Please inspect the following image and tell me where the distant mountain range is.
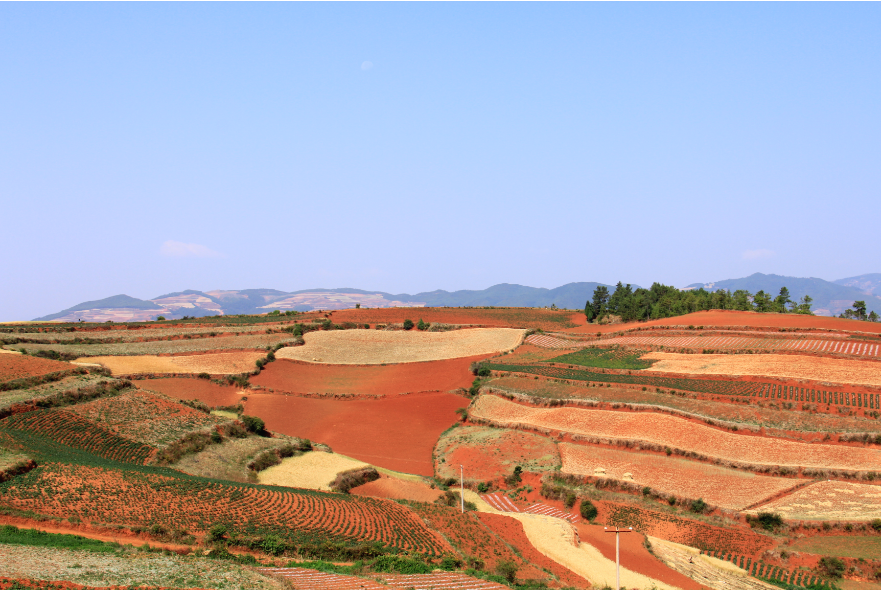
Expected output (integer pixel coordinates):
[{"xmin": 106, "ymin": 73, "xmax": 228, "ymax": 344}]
[
  {"xmin": 33, "ymin": 282, "xmax": 615, "ymax": 322},
  {"xmin": 32, "ymin": 273, "xmax": 880, "ymax": 321},
  {"xmin": 685, "ymin": 273, "xmax": 881, "ymax": 317}
]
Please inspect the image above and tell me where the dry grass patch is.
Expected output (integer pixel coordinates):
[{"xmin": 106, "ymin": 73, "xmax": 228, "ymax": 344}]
[
  {"xmin": 643, "ymin": 351, "xmax": 881, "ymax": 387},
  {"xmin": 276, "ymin": 328, "xmax": 525, "ymax": 364},
  {"xmin": 173, "ymin": 436, "xmax": 298, "ymax": 482},
  {"xmin": 81, "ymin": 351, "xmax": 265, "ymax": 375},
  {"xmin": 748, "ymin": 480, "xmax": 881, "ymax": 521},
  {"xmin": 259, "ymin": 450, "xmax": 369, "ymax": 490}
]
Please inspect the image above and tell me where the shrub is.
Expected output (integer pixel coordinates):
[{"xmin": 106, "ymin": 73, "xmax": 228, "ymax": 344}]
[
  {"xmin": 495, "ymin": 559, "xmax": 518, "ymax": 583},
  {"xmin": 330, "ymin": 467, "xmax": 380, "ymax": 493},
  {"xmin": 206, "ymin": 524, "xmax": 228, "ymax": 543},
  {"xmin": 505, "ymin": 466, "xmax": 523, "ymax": 487},
  {"xmin": 690, "ymin": 498, "xmax": 708, "ymax": 514},
  {"xmin": 819, "ymin": 556, "xmax": 845, "ymax": 578},
  {"xmin": 157, "ymin": 316, "xmax": 166, "ymax": 321},
  {"xmin": 477, "ymin": 482, "xmax": 488, "ymax": 493},
  {"xmin": 580, "ymin": 499, "xmax": 598, "ymax": 521},
  {"xmin": 240, "ymin": 415, "xmax": 265, "ymax": 434},
  {"xmin": 417, "ymin": 319, "xmax": 429, "ymax": 331},
  {"xmin": 197, "ymin": 372, "xmax": 211, "ymax": 380},
  {"xmin": 564, "ymin": 491, "xmax": 577, "ymax": 509},
  {"xmin": 371, "ymin": 555, "xmax": 431, "ymax": 574},
  {"xmin": 748, "ymin": 512, "xmax": 783, "ymax": 531},
  {"xmin": 403, "ymin": 319, "xmax": 414, "ymax": 330},
  {"xmin": 871, "ymin": 518, "xmax": 881, "ymax": 531}
]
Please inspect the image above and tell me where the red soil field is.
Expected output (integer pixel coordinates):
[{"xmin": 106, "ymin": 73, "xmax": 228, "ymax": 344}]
[
  {"xmin": 476, "ymin": 513, "xmax": 590, "ymax": 588},
  {"xmin": 243, "ymin": 391, "xmax": 468, "ymax": 475},
  {"xmin": 576, "ymin": 523, "xmax": 704, "ymax": 590},
  {"xmin": 435, "ymin": 426, "xmax": 559, "ymax": 481},
  {"xmin": 325, "ymin": 307, "xmax": 584, "ymax": 331},
  {"xmin": 0, "ymin": 355, "xmax": 74, "ymax": 382},
  {"xmin": 351, "ymin": 475, "xmax": 443, "ymax": 503},
  {"xmin": 135, "ymin": 377, "xmax": 243, "ymax": 408},
  {"xmin": 561, "ymin": 310, "xmax": 881, "ymax": 335},
  {"xmin": 251, "ymin": 355, "xmax": 485, "ymax": 396}
]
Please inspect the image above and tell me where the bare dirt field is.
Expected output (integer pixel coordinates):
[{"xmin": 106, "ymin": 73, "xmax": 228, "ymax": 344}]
[
  {"xmin": 252, "ymin": 355, "xmax": 485, "ymax": 395},
  {"xmin": 434, "ymin": 425, "xmax": 560, "ymax": 481},
  {"xmin": 275, "ymin": 328, "xmax": 525, "ymax": 364},
  {"xmin": 0, "ymin": 354, "xmax": 73, "ymax": 382},
  {"xmin": 351, "ymin": 474, "xmax": 443, "ymax": 503},
  {"xmin": 82, "ymin": 351, "xmax": 265, "ymax": 375},
  {"xmin": 258, "ymin": 451, "xmax": 368, "ymax": 491},
  {"xmin": 559, "ymin": 443, "xmax": 798, "ymax": 510},
  {"xmin": 643, "ymin": 351, "xmax": 881, "ymax": 387},
  {"xmin": 748, "ymin": 480, "xmax": 881, "ymax": 521},
  {"xmin": 471, "ymin": 395, "xmax": 881, "ymax": 472},
  {"xmin": 788, "ymin": 535, "xmax": 881, "ymax": 560},
  {"xmin": 174, "ymin": 436, "xmax": 296, "ymax": 482},
  {"xmin": 243, "ymin": 391, "xmax": 468, "ymax": 475}
]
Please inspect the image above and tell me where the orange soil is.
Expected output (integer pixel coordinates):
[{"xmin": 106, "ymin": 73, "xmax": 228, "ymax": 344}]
[
  {"xmin": 560, "ymin": 310, "xmax": 881, "ymax": 335},
  {"xmin": 472, "ymin": 395, "xmax": 881, "ymax": 472},
  {"xmin": 251, "ymin": 355, "xmax": 485, "ymax": 396},
  {"xmin": 351, "ymin": 475, "xmax": 443, "ymax": 503},
  {"xmin": 243, "ymin": 391, "xmax": 468, "ymax": 475},
  {"xmin": 0, "ymin": 355, "xmax": 73, "ymax": 382},
  {"xmin": 435, "ymin": 427, "xmax": 559, "ymax": 481},
  {"xmin": 135, "ymin": 378, "xmax": 243, "ymax": 407},
  {"xmin": 476, "ymin": 512, "xmax": 590, "ymax": 588},
  {"xmin": 559, "ymin": 443, "xmax": 798, "ymax": 510},
  {"xmin": 577, "ymin": 523, "xmax": 705, "ymax": 590},
  {"xmin": 326, "ymin": 307, "xmax": 584, "ymax": 331}
]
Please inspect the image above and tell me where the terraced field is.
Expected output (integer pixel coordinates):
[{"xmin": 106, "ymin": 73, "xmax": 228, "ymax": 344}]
[
  {"xmin": 9, "ymin": 333, "xmax": 296, "ymax": 357},
  {"xmin": 471, "ymin": 395, "xmax": 881, "ymax": 472},
  {"xmin": 601, "ymin": 334, "xmax": 881, "ymax": 357}
]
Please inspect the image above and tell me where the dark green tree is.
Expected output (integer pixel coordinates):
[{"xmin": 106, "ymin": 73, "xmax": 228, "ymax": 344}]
[
  {"xmin": 774, "ymin": 287, "xmax": 791, "ymax": 313},
  {"xmin": 753, "ymin": 290, "xmax": 772, "ymax": 312},
  {"xmin": 591, "ymin": 286, "xmax": 610, "ymax": 322}
]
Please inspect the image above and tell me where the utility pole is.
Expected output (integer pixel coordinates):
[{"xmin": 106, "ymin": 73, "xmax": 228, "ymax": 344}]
[
  {"xmin": 460, "ymin": 465, "xmax": 465, "ymax": 513},
  {"xmin": 604, "ymin": 526, "xmax": 632, "ymax": 590}
]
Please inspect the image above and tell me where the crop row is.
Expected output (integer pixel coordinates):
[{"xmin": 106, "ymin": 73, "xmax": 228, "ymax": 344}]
[
  {"xmin": 603, "ymin": 503, "xmax": 774, "ymax": 556},
  {"xmin": 407, "ymin": 502, "xmax": 534, "ymax": 572},
  {"xmin": 703, "ymin": 551, "xmax": 834, "ymax": 589},
  {"xmin": 3, "ymin": 324, "xmax": 290, "ymax": 343},
  {"xmin": 0, "ymin": 462, "xmax": 451, "ymax": 556},
  {"xmin": 0, "ymin": 410, "xmax": 155, "ymax": 465},
  {"xmin": 488, "ymin": 363, "xmax": 881, "ymax": 409}
]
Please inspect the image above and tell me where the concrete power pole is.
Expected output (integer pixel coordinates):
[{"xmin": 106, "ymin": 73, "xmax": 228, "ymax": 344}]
[{"xmin": 604, "ymin": 526, "xmax": 632, "ymax": 590}]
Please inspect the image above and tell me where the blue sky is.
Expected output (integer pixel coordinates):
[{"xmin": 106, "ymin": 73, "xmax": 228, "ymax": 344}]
[{"xmin": 2, "ymin": 3, "xmax": 879, "ymax": 320}]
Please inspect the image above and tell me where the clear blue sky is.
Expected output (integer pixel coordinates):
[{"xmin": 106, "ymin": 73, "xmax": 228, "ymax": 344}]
[{"xmin": 2, "ymin": 3, "xmax": 879, "ymax": 320}]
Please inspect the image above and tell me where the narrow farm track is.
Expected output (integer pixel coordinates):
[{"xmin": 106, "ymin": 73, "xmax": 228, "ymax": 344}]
[
  {"xmin": 601, "ymin": 335, "xmax": 881, "ymax": 357},
  {"xmin": 471, "ymin": 395, "xmax": 881, "ymax": 472}
]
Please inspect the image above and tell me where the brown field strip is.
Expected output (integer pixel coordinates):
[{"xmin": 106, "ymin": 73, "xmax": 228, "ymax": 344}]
[
  {"xmin": 83, "ymin": 351, "xmax": 266, "ymax": 375},
  {"xmin": 748, "ymin": 480, "xmax": 881, "ymax": 521}
]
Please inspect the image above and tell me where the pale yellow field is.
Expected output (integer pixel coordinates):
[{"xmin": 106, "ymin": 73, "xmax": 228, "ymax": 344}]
[
  {"xmin": 0, "ymin": 349, "xmax": 21, "ymax": 355},
  {"xmin": 748, "ymin": 480, "xmax": 881, "ymax": 521},
  {"xmin": 275, "ymin": 328, "xmax": 525, "ymax": 364},
  {"xmin": 643, "ymin": 352, "xmax": 881, "ymax": 387},
  {"xmin": 258, "ymin": 451, "xmax": 368, "ymax": 491},
  {"xmin": 78, "ymin": 352, "xmax": 265, "ymax": 375}
]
